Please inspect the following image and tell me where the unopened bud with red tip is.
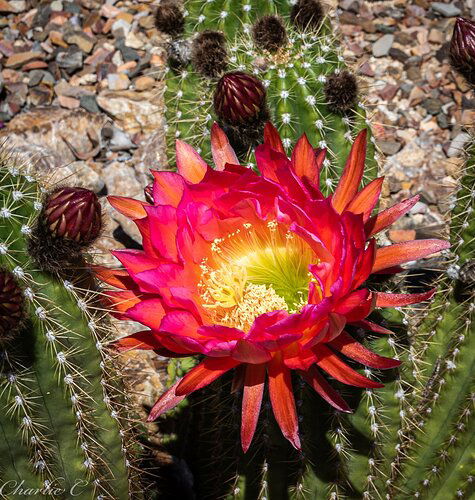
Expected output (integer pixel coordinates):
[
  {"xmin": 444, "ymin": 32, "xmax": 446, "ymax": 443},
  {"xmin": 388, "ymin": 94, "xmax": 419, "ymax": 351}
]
[
  {"xmin": 144, "ymin": 183, "xmax": 154, "ymax": 204},
  {"xmin": 44, "ymin": 187, "xmax": 102, "ymax": 245},
  {"xmin": 0, "ymin": 270, "xmax": 24, "ymax": 342},
  {"xmin": 450, "ymin": 17, "xmax": 475, "ymax": 87},
  {"xmin": 214, "ymin": 72, "xmax": 267, "ymax": 125}
]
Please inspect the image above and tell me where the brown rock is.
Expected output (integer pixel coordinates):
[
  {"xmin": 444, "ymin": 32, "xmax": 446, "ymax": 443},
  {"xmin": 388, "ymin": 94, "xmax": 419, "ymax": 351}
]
[
  {"xmin": 134, "ymin": 76, "xmax": 155, "ymax": 91},
  {"xmin": 5, "ymin": 51, "xmax": 44, "ymax": 69},
  {"xmin": 58, "ymin": 95, "xmax": 80, "ymax": 109},
  {"xmin": 28, "ymin": 85, "xmax": 53, "ymax": 106},
  {"xmin": 0, "ymin": 0, "xmax": 15, "ymax": 12},
  {"xmin": 389, "ymin": 229, "xmax": 416, "ymax": 243},
  {"xmin": 64, "ymin": 31, "xmax": 95, "ymax": 53},
  {"xmin": 49, "ymin": 31, "xmax": 68, "ymax": 48},
  {"xmin": 22, "ymin": 60, "xmax": 48, "ymax": 71}
]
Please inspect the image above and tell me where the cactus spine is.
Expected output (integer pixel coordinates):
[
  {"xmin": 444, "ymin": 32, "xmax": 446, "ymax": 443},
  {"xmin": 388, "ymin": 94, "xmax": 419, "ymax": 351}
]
[{"xmin": 0, "ymin": 152, "xmax": 143, "ymax": 498}]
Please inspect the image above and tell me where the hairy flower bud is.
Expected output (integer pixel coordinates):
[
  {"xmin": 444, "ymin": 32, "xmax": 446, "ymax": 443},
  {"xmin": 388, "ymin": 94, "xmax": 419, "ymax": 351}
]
[
  {"xmin": 290, "ymin": 0, "xmax": 325, "ymax": 31},
  {"xmin": 44, "ymin": 187, "xmax": 102, "ymax": 245},
  {"xmin": 252, "ymin": 15, "xmax": 288, "ymax": 52},
  {"xmin": 214, "ymin": 72, "xmax": 267, "ymax": 125},
  {"xmin": 450, "ymin": 17, "xmax": 475, "ymax": 86},
  {"xmin": 155, "ymin": 1, "xmax": 185, "ymax": 38},
  {"xmin": 0, "ymin": 270, "xmax": 24, "ymax": 341}
]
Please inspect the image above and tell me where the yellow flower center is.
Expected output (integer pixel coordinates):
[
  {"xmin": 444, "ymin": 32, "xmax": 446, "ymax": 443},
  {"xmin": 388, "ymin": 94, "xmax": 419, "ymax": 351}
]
[{"xmin": 200, "ymin": 221, "xmax": 317, "ymax": 331}]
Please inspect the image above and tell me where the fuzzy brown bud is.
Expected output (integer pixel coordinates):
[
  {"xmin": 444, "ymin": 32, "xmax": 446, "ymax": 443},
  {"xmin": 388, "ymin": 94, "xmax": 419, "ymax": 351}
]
[
  {"xmin": 44, "ymin": 187, "xmax": 102, "ymax": 245},
  {"xmin": 252, "ymin": 15, "xmax": 288, "ymax": 52},
  {"xmin": 191, "ymin": 31, "xmax": 228, "ymax": 78},
  {"xmin": 155, "ymin": 1, "xmax": 185, "ymax": 38},
  {"xmin": 214, "ymin": 72, "xmax": 267, "ymax": 125},
  {"xmin": 0, "ymin": 270, "xmax": 24, "ymax": 341},
  {"xmin": 324, "ymin": 70, "xmax": 358, "ymax": 114},
  {"xmin": 290, "ymin": 0, "xmax": 324, "ymax": 31},
  {"xmin": 450, "ymin": 17, "xmax": 475, "ymax": 87}
]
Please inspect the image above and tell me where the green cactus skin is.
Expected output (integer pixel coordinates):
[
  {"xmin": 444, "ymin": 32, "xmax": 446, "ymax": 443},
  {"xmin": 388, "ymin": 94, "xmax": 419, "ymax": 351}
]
[
  {"xmin": 0, "ymin": 153, "xmax": 143, "ymax": 498},
  {"xmin": 163, "ymin": 0, "xmax": 378, "ymax": 193}
]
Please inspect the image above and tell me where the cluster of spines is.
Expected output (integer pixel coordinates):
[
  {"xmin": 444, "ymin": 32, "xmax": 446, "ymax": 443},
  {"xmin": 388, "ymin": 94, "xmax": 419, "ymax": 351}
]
[{"xmin": 0, "ymin": 153, "xmax": 142, "ymax": 498}]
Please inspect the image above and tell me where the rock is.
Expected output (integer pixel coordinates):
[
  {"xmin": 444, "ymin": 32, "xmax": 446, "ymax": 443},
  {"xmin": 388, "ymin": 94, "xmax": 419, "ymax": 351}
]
[
  {"xmin": 28, "ymin": 70, "xmax": 44, "ymax": 87},
  {"xmin": 134, "ymin": 76, "xmax": 155, "ymax": 91},
  {"xmin": 28, "ymin": 85, "xmax": 53, "ymax": 106},
  {"xmin": 5, "ymin": 51, "xmax": 44, "ymax": 69},
  {"xmin": 428, "ymin": 28, "xmax": 444, "ymax": 44},
  {"xmin": 58, "ymin": 95, "xmax": 80, "ymax": 109},
  {"xmin": 96, "ymin": 90, "xmax": 162, "ymax": 135},
  {"xmin": 64, "ymin": 31, "xmax": 95, "ymax": 53},
  {"xmin": 447, "ymin": 132, "xmax": 471, "ymax": 158},
  {"xmin": 422, "ymin": 98, "xmax": 442, "ymax": 115},
  {"xmin": 436, "ymin": 113, "xmax": 450, "ymax": 129},
  {"xmin": 389, "ymin": 229, "xmax": 416, "ymax": 243},
  {"xmin": 410, "ymin": 202, "xmax": 428, "ymax": 214},
  {"xmin": 50, "ymin": 0, "xmax": 63, "ymax": 12},
  {"xmin": 80, "ymin": 94, "xmax": 100, "ymax": 113},
  {"xmin": 107, "ymin": 73, "xmax": 130, "ymax": 91},
  {"xmin": 0, "ymin": 107, "xmax": 106, "ymax": 170},
  {"xmin": 389, "ymin": 47, "xmax": 409, "ymax": 62},
  {"xmin": 56, "ymin": 46, "xmax": 83, "ymax": 73},
  {"xmin": 8, "ymin": 0, "xmax": 26, "ymax": 12},
  {"xmin": 102, "ymin": 125, "xmax": 136, "ymax": 151},
  {"xmin": 0, "ymin": 0, "xmax": 15, "ymax": 12},
  {"xmin": 431, "ymin": 2, "xmax": 461, "ymax": 17},
  {"xmin": 372, "ymin": 34, "xmax": 394, "ymax": 57},
  {"xmin": 377, "ymin": 140, "xmax": 402, "ymax": 156}
]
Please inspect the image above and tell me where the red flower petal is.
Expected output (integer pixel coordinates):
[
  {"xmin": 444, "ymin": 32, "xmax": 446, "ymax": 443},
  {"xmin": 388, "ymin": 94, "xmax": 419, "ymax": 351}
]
[
  {"xmin": 211, "ymin": 122, "xmax": 239, "ymax": 170},
  {"xmin": 126, "ymin": 299, "xmax": 166, "ymax": 328},
  {"xmin": 365, "ymin": 195, "xmax": 419, "ymax": 237},
  {"xmin": 108, "ymin": 196, "xmax": 148, "ymax": 219},
  {"xmin": 264, "ymin": 122, "xmax": 285, "ymax": 154},
  {"xmin": 114, "ymin": 330, "xmax": 168, "ymax": 352},
  {"xmin": 241, "ymin": 363, "xmax": 266, "ymax": 453},
  {"xmin": 314, "ymin": 344, "xmax": 384, "ymax": 388},
  {"xmin": 232, "ymin": 339, "xmax": 272, "ymax": 364},
  {"xmin": 375, "ymin": 289, "xmax": 436, "ymax": 307},
  {"xmin": 176, "ymin": 139, "xmax": 208, "ymax": 183},
  {"xmin": 346, "ymin": 177, "xmax": 384, "ymax": 221},
  {"xmin": 352, "ymin": 239, "xmax": 376, "ymax": 289},
  {"xmin": 332, "ymin": 129, "xmax": 367, "ymax": 213},
  {"xmin": 268, "ymin": 354, "xmax": 301, "ymax": 450},
  {"xmin": 373, "ymin": 239, "xmax": 450, "ymax": 273},
  {"xmin": 299, "ymin": 365, "xmax": 352, "ymax": 413},
  {"xmin": 148, "ymin": 378, "xmax": 186, "ymax": 421},
  {"xmin": 352, "ymin": 319, "xmax": 393, "ymax": 335},
  {"xmin": 93, "ymin": 266, "xmax": 136, "ymax": 290},
  {"xmin": 291, "ymin": 133, "xmax": 320, "ymax": 187},
  {"xmin": 151, "ymin": 170, "xmax": 185, "ymax": 207},
  {"xmin": 329, "ymin": 331, "xmax": 401, "ymax": 369},
  {"xmin": 175, "ymin": 357, "xmax": 240, "ymax": 396}
]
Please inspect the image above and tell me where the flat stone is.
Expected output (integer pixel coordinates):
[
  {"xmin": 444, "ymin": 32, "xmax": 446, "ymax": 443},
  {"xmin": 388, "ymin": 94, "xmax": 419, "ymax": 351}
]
[
  {"xmin": 0, "ymin": 0, "xmax": 15, "ymax": 12},
  {"xmin": 107, "ymin": 73, "xmax": 130, "ymax": 90},
  {"xmin": 64, "ymin": 31, "xmax": 95, "ymax": 53},
  {"xmin": 58, "ymin": 95, "xmax": 80, "ymax": 109},
  {"xmin": 447, "ymin": 132, "xmax": 471, "ymax": 158},
  {"xmin": 431, "ymin": 2, "xmax": 461, "ymax": 17},
  {"xmin": 372, "ymin": 34, "xmax": 394, "ymax": 57},
  {"xmin": 5, "ymin": 51, "xmax": 44, "ymax": 69},
  {"xmin": 377, "ymin": 140, "xmax": 402, "ymax": 156},
  {"xmin": 50, "ymin": 0, "xmax": 63, "ymax": 12},
  {"xmin": 80, "ymin": 94, "xmax": 100, "ymax": 113},
  {"xmin": 389, "ymin": 229, "xmax": 416, "ymax": 243},
  {"xmin": 28, "ymin": 70, "xmax": 44, "ymax": 87},
  {"xmin": 56, "ymin": 46, "xmax": 83, "ymax": 73},
  {"xmin": 8, "ymin": 0, "xmax": 26, "ymax": 12},
  {"xmin": 422, "ymin": 97, "xmax": 442, "ymax": 115},
  {"xmin": 134, "ymin": 75, "xmax": 154, "ymax": 91},
  {"xmin": 28, "ymin": 85, "xmax": 53, "ymax": 106}
]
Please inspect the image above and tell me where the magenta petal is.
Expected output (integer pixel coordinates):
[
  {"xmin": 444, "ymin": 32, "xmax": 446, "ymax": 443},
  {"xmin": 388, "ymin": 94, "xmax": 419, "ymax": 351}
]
[{"xmin": 232, "ymin": 339, "xmax": 272, "ymax": 364}]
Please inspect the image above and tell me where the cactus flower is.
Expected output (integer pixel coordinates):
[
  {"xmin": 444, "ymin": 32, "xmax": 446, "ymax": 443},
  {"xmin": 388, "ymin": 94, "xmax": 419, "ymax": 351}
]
[
  {"xmin": 450, "ymin": 17, "xmax": 475, "ymax": 86},
  {"xmin": 0, "ymin": 270, "xmax": 23, "ymax": 339},
  {"xmin": 214, "ymin": 72, "xmax": 267, "ymax": 125},
  {"xmin": 98, "ymin": 123, "xmax": 449, "ymax": 452},
  {"xmin": 44, "ymin": 187, "xmax": 102, "ymax": 244}
]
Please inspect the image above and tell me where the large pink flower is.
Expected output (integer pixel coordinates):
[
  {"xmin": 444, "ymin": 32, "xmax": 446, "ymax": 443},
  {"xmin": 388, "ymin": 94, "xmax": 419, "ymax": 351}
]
[{"xmin": 97, "ymin": 123, "xmax": 449, "ymax": 451}]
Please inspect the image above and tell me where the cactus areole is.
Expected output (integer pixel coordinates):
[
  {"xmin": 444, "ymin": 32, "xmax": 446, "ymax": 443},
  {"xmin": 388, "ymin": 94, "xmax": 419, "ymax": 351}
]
[{"xmin": 99, "ymin": 123, "xmax": 449, "ymax": 452}]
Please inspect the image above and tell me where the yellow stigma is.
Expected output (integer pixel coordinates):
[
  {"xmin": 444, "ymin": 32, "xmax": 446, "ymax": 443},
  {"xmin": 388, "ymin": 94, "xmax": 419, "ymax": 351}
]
[{"xmin": 200, "ymin": 221, "xmax": 318, "ymax": 331}]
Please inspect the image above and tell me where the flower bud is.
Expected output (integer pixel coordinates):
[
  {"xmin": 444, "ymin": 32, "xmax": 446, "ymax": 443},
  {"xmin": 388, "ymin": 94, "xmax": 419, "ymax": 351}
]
[
  {"xmin": 290, "ymin": 0, "xmax": 324, "ymax": 31},
  {"xmin": 0, "ymin": 270, "xmax": 24, "ymax": 341},
  {"xmin": 252, "ymin": 15, "xmax": 288, "ymax": 52},
  {"xmin": 155, "ymin": 1, "xmax": 185, "ymax": 38},
  {"xmin": 450, "ymin": 17, "xmax": 475, "ymax": 86},
  {"xmin": 214, "ymin": 72, "xmax": 267, "ymax": 125},
  {"xmin": 144, "ymin": 183, "xmax": 154, "ymax": 204},
  {"xmin": 44, "ymin": 187, "xmax": 102, "ymax": 245}
]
